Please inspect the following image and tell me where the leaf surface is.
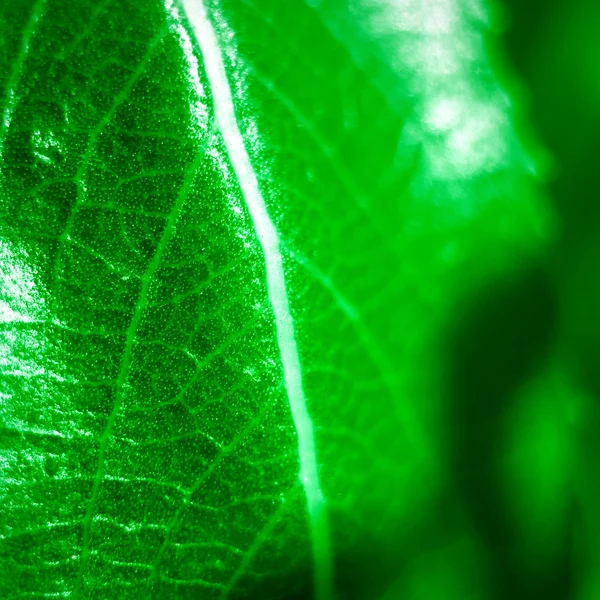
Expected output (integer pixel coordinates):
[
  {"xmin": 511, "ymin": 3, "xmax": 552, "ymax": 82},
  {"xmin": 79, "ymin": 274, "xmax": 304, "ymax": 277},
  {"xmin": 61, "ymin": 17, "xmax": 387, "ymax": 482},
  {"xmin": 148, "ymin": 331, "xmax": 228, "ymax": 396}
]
[{"xmin": 0, "ymin": 0, "xmax": 551, "ymax": 598}]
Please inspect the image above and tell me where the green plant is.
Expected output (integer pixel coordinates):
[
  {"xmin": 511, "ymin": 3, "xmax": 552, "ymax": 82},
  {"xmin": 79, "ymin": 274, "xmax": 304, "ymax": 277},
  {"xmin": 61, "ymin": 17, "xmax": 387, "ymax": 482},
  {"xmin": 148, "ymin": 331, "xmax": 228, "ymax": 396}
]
[{"xmin": 0, "ymin": 1, "xmax": 553, "ymax": 598}]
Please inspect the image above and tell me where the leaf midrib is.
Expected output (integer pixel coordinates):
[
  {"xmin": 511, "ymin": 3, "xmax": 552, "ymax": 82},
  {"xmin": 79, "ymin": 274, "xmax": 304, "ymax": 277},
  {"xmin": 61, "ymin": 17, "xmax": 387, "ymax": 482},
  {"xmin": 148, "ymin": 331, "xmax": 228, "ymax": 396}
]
[{"xmin": 179, "ymin": 1, "xmax": 334, "ymax": 598}]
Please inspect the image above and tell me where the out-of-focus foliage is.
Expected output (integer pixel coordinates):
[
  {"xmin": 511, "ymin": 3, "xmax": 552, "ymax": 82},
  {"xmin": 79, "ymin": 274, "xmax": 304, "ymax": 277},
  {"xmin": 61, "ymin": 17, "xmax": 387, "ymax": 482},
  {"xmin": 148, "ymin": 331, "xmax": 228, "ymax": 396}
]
[{"xmin": 434, "ymin": 0, "xmax": 600, "ymax": 598}]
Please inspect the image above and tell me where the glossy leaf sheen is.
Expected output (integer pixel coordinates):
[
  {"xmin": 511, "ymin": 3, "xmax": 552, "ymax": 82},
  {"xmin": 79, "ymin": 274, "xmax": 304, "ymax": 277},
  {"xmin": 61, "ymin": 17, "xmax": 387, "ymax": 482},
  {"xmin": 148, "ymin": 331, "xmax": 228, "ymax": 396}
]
[{"xmin": 0, "ymin": 0, "xmax": 550, "ymax": 598}]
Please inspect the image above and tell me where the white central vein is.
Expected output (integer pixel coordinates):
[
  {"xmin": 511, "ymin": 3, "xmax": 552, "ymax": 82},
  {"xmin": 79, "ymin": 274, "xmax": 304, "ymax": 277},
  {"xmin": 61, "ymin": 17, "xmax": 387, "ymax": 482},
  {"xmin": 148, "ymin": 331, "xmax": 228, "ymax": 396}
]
[{"xmin": 178, "ymin": 2, "xmax": 333, "ymax": 599}]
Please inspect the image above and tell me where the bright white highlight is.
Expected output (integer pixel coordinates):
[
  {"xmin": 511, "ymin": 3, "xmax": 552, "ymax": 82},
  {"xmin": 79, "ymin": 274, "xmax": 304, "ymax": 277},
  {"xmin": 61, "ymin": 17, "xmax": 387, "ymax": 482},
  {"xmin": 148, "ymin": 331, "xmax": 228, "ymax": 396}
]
[
  {"xmin": 0, "ymin": 240, "xmax": 44, "ymax": 325},
  {"xmin": 176, "ymin": 2, "xmax": 333, "ymax": 599},
  {"xmin": 370, "ymin": 0, "xmax": 509, "ymax": 179},
  {"xmin": 0, "ymin": 240, "xmax": 50, "ymax": 383},
  {"xmin": 310, "ymin": 0, "xmax": 523, "ymax": 192},
  {"xmin": 164, "ymin": 0, "xmax": 208, "ymax": 131}
]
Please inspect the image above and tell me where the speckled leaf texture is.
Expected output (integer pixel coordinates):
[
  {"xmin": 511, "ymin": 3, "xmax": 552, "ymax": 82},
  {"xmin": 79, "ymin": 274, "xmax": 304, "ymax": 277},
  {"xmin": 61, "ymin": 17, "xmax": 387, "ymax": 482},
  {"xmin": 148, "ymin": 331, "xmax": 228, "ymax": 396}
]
[{"xmin": 0, "ymin": 0, "xmax": 551, "ymax": 599}]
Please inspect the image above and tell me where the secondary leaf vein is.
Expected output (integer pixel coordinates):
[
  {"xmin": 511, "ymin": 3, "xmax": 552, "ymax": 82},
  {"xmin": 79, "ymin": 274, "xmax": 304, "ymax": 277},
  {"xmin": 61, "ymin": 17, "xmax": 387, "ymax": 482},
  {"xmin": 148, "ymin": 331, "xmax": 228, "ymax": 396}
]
[
  {"xmin": 72, "ymin": 147, "xmax": 206, "ymax": 597},
  {"xmin": 0, "ymin": 0, "xmax": 47, "ymax": 158}
]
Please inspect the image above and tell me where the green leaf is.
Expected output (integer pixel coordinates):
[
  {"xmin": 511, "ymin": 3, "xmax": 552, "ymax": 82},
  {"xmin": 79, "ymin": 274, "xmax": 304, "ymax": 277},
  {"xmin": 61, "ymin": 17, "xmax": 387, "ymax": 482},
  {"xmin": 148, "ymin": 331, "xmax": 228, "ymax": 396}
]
[{"xmin": 0, "ymin": 0, "xmax": 551, "ymax": 598}]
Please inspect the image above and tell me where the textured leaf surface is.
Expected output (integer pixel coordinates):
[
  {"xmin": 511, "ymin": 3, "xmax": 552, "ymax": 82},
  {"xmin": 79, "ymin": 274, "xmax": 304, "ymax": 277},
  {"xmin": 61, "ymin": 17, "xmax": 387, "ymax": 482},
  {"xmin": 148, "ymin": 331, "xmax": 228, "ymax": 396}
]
[{"xmin": 0, "ymin": 0, "xmax": 550, "ymax": 598}]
